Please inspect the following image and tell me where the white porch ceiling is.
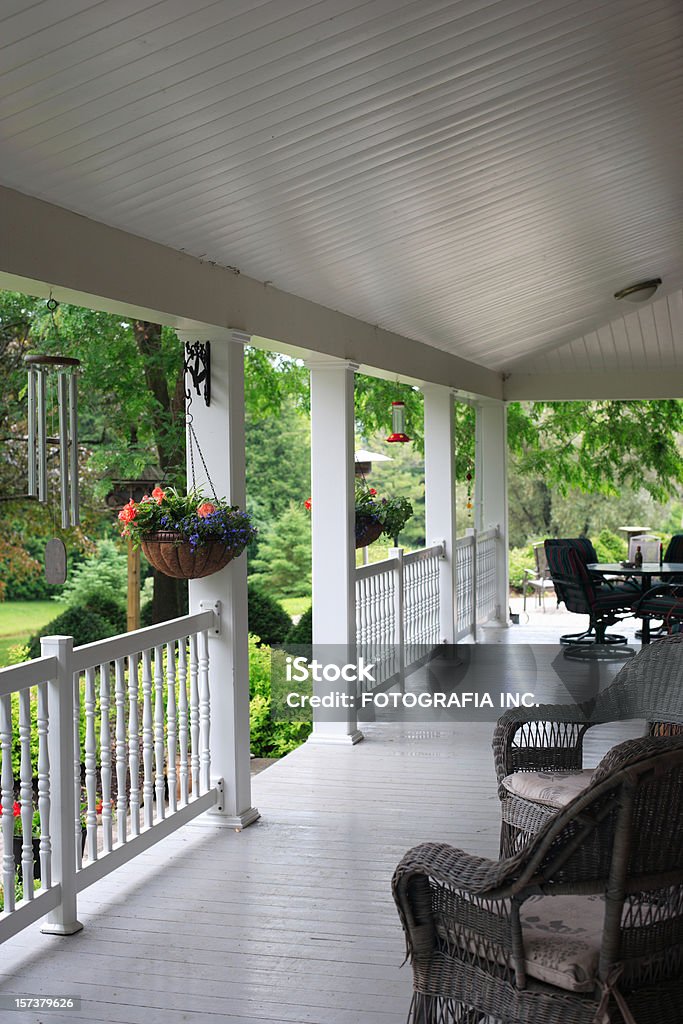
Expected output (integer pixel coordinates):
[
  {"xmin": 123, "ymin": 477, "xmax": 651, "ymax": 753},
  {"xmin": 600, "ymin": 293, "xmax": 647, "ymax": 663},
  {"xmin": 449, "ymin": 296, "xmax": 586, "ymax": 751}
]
[{"xmin": 1, "ymin": 0, "xmax": 682, "ymax": 380}]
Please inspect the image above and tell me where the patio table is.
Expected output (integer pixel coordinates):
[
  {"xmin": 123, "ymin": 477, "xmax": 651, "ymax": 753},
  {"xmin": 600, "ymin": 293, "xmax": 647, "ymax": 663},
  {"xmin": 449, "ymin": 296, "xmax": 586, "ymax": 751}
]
[{"xmin": 587, "ymin": 562, "xmax": 683, "ymax": 644}]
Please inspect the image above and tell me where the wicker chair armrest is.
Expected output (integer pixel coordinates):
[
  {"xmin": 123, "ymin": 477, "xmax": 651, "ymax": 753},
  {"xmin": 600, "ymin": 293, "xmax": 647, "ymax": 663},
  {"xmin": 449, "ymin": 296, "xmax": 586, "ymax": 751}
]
[{"xmin": 493, "ymin": 704, "xmax": 592, "ymax": 788}]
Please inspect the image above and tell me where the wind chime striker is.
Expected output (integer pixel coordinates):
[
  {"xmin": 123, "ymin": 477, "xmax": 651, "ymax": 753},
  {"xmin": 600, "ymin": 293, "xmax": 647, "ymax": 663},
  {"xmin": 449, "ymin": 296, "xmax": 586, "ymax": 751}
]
[{"xmin": 386, "ymin": 400, "xmax": 412, "ymax": 443}]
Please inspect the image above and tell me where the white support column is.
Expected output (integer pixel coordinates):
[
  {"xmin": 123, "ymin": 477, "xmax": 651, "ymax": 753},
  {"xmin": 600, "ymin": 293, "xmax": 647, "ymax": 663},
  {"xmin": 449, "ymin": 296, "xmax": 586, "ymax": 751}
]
[
  {"xmin": 307, "ymin": 357, "xmax": 363, "ymax": 745},
  {"xmin": 422, "ymin": 385, "xmax": 457, "ymax": 644},
  {"xmin": 180, "ymin": 329, "xmax": 259, "ymax": 829},
  {"xmin": 475, "ymin": 398, "xmax": 510, "ymax": 625}
]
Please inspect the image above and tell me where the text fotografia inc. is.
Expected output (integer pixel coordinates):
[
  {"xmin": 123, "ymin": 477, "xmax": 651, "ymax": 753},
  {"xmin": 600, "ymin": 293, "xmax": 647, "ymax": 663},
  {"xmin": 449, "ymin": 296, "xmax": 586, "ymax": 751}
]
[{"xmin": 285, "ymin": 690, "xmax": 538, "ymax": 710}]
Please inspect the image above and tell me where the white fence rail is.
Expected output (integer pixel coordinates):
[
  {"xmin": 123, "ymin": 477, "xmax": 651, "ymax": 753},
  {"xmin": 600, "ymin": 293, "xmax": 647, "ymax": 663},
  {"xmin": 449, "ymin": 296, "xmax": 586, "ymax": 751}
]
[
  {"xmin": 0, "ymin": 609, "xmax": 220, "ymax": 943},
  {"xmin": 455, "ymin": 527, "xmax": 500, "ymax": 641},
  {"xmin": 355, "ymin": 543, "xmax": 444, "ymax": 690}
]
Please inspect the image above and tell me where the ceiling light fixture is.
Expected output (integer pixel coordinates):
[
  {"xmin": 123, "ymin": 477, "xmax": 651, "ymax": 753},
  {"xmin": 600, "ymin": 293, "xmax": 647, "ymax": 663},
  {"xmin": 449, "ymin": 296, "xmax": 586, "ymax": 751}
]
[{"xmin": 614, "ymin": 278, "xmax": 662, "ymax": 302}]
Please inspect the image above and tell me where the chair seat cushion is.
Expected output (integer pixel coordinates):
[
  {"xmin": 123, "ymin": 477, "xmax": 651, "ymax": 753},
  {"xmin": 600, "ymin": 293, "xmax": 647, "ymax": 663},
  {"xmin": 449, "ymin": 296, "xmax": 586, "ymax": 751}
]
[
  {"xmin": 520, "ymin": 894, "xmax": 604, "ymax": 992},
  {"xmin": 591, "ymin": 585, "xmax": 638, "ymax": 612},
  {"xmin": 501, "ymin": 769, "xmax": 594, "ymax": 808}
]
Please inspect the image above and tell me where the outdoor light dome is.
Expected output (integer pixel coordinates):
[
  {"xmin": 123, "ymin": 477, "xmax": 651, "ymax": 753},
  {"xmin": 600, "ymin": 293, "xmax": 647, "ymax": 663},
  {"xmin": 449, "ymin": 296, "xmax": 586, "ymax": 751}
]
[{"xmin": 614, "ymin": 278, "xmax": 662, "ymax": 302}]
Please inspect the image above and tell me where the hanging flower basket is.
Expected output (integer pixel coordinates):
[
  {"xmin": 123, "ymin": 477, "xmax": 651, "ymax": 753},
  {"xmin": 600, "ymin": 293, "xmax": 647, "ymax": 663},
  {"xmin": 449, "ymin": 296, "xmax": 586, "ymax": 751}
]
[
  {"xmin": 141, "ymin": 531, "xmax": 237, "ymax": 580},
  {"xmin": 304, "ymin": 485, "xmax": 414, "ymax": 549},
  {"xmin": 118, "ymin": 486, "xmax": 257, "ymax": 581},
  {"xmin": 355, "ymin": 517, "xmax": 383, "ymax": 549}
]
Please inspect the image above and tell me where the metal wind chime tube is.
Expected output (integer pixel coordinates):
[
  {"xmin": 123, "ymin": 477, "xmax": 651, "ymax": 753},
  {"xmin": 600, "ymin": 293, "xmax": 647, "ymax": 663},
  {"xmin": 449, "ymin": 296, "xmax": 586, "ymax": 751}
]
[
  {"xmin": 36, "ymin": 367, "xmax": 47, "ymax": 503},
  {"xmin": 27, "ymin": 366, "xmax": 37, "ymax": 497},
  {"xmin": 68, "ymin": 372, "xmax": 79, "ymax": 525},
  {"xmin": 25, "ymin": 354, "xmax": 81, "ymax": 528},
  {"xmin": 57, "ymin": 371, "xmax": 70, "ymax": 527}
]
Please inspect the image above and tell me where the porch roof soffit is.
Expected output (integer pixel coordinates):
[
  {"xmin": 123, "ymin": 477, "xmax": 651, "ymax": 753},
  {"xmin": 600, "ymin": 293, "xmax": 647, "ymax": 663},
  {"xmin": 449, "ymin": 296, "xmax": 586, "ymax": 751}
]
[{"xmin": 0, "ymin": 185, "xmax": 502, "ymax": 401}]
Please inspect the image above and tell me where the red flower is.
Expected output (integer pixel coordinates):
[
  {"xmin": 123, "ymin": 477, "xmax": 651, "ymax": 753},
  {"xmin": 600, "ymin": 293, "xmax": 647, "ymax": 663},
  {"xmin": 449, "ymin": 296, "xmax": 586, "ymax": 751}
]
[
  {"xmin": 0, "ymin": 801, "xmax": 21, "ymax": 818},
  {"xmin": 304, "ymin": 498, "xmax": 312, "ymax": 511},
  {"xmin": 95, "ymin": 800, "xmax": 103, "ymax": 814},
  {"xmin": 118, "ymin": 500, "xmax": 137, "ymax": 524},
  {"xmin": 152, "ymin": 486, "xmax": 165, "ymax": 503},
  {"xmin": 369, "ymin": 488, "xmax": 377, "ymax": 496},
  {"xmin": 197, "ymin": 502, "xmax": 216, "ymax": 518}
]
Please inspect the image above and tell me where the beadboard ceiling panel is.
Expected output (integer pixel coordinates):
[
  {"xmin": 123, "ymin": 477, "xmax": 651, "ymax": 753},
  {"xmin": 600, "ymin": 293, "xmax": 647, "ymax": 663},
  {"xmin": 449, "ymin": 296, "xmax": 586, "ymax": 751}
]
[
  {"xmin": 510, "ymin": 288, "xmax": 683, "ymax": 375},
  {"xmin": 0, "ymin": 0, "xmax": 682, "ymax": 376}
]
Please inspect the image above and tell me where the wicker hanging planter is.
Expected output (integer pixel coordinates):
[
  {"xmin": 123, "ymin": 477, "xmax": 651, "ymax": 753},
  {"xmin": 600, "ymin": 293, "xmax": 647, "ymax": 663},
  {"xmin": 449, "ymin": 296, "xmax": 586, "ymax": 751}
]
[
  {"xmin": 355, "ymin": 517, "xmax": 383, "ymax": 549},
  {"xmin": 141, "ymin": 531, "xmax": 236, "ymax": 580}
]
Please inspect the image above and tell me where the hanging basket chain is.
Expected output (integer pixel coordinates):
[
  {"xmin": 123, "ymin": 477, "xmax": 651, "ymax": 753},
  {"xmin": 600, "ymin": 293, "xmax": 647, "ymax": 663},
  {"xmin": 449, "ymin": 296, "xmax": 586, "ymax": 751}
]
[{"xmin": 186, "ymin": 391, "xmax": 218, "ymax": 502}]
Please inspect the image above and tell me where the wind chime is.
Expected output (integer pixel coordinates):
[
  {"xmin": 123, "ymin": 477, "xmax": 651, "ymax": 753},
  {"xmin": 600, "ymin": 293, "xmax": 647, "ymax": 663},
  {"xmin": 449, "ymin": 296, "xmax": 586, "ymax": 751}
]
[{"xmin": 24, "ymin": 300, "xmax": 81, "ymax": 583}]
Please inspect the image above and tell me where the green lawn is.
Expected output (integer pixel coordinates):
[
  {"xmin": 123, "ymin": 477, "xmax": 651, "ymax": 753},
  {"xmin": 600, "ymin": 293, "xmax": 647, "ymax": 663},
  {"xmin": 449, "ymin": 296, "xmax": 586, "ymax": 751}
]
[
  {"xmin": 280, "ymin": 596, "xmax": 310, "ymax": 618},
  {"xmin": 0, "ymin": 601, "xmax": 67, "ymax": 667}
]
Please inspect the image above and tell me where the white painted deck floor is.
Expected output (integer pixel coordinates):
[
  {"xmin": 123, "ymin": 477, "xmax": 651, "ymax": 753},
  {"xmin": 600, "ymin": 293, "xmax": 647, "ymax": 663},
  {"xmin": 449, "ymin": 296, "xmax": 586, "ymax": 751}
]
[{"xmin": 0, "ymin": 612, "xmax": 643, "ymax": 1024}]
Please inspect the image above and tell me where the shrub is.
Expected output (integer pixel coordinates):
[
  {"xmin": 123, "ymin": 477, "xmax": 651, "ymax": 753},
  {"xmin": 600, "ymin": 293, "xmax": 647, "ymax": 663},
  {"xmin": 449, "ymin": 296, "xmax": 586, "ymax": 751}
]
[
  {"xmin": 287, "ymin": 606, "xmax": 312, "ymax": 647},
  {"xmin": 508, "ymin": 546, "xmax": 535, "ymax": 592},
  {"xmin": 83, "ymin": 594, "xmax": 126, "ymax": 633},
  {"xmin": 27, "ymin": 607, "xmax": 118, "ymax": 659},
  {"xmin": 249, "ymin": 635, "xmax": 311, "ymax": 757},
  {"xmin": 247, "ymin": 585, "xmax": 292, "ymax": 647},
  {"xmin": 59, "ymin": 539, "xmax": 128, "ymax": 609},
  {"xmin": 593, "ymin": 528, "xmax": 627, "ymax": 563}
]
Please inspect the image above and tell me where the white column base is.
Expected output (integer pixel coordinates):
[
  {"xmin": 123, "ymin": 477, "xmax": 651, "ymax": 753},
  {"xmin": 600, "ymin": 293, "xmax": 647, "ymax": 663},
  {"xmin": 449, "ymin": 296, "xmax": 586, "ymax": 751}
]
[
  {"xmin": 192, "ymin": 806, "xmax": 261, "ymax": 830},
  {"xmin": 41, "ymin": 920, "xmax": 84, "ymax": 936},
  {"xmin": 307, "ymin": 730, "xmax": 364, "ymax": 746}
]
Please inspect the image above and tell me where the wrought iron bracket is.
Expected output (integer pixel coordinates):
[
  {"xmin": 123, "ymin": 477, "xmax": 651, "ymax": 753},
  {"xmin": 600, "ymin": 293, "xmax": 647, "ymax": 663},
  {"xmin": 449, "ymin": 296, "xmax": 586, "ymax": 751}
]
[{"xmin": 184, "ymin": 341, "xmax": 211, "ymax": 406}]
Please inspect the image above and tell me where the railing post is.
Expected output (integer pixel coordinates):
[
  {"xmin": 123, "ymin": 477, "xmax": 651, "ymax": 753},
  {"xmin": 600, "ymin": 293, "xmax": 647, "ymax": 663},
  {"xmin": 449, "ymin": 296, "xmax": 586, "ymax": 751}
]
[
  {"xmin": 389, "ymin": 548, "xmax": 405, "ymax": 689},
  {"xmin": 466, "ymin": 528, "xmax": 478, "ymax": 642},
  {"xmin": 40, "ymin": 634, "xmax": 82, "ymax": 936}
]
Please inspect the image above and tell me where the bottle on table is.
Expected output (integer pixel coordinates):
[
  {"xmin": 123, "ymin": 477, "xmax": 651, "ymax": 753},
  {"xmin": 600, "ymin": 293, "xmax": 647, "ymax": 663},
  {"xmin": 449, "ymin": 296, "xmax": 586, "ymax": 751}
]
[{"xmin": 634, "ymin": 545, "xmax": 643, "ymax": 569}]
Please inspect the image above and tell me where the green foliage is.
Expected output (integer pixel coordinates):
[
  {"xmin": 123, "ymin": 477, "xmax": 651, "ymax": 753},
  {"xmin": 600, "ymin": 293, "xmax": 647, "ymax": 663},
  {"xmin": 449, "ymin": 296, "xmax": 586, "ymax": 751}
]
[
  {"xmin": 60, "ymin": 539, "xmax": 128, "ymax": 608},
  {"xmin": 0, "ymin": 875, "xmax": 40, "ymax": 912},
  {"xmin": 247, "ymin": 586, "xmax": 293, "ymax": 647},
  {"xmin": 27, "ymin": 607, "xmax": 117, "ymax": 659},
  {"xmin": 508, "ymin": 400, "xmax": 683, "ymax": 503},
  {"xmin": 249, "ymin": 502, "xmax": 312, "ymax": 600},
  {"xmin": 593, "ymin": 529, "xmax": 627, "ymax": 563},
  {"xmin": 508, "ymin": 546, "xmax": 535, "ymax": 591},
  {"xmin": 10, "ymin": 692, "xmax": 38, "ymax": 778},
  {"xmin": 248, "ymin": 635, "xmax": 311, "ymax": 756},
  {"xmin": 246, "ymin": 395, "xmax": 311, "ymax": 534},
  {"xmin": 6, "ymin": 643, "xmax": 30, "ymax": 665},
  {"xmin": 83, "ymin": 594, "xmax": 127, "ymax": 634}
]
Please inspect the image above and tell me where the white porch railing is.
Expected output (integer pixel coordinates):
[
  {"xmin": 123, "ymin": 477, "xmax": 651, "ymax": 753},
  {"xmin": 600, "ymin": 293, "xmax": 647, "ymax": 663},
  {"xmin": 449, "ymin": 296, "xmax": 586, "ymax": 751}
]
[
  {"xmin": 355, "ymin": 543, "xmax": 444, "ymax": 691},
  {"xmin": 0, "ymin": 609, "xmax": 220, "ymax": 942},
  {"xmin": 455, "ymin": 527, "xmax": 500, "ymax": 640}
]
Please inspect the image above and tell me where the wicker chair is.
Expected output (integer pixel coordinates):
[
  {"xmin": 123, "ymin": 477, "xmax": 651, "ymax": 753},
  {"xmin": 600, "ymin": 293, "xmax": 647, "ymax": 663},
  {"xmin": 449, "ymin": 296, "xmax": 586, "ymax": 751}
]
[
  {"xmin": 493, "ymin": 634, "xmax": 683, "ymax": 856},
  {"xmin": 393, "ymin": 735, "xmax": 683, "ymax": 1024},
  {"xmin": 544, "ymin": 539, "xmax": 637, "ymax": 645}
]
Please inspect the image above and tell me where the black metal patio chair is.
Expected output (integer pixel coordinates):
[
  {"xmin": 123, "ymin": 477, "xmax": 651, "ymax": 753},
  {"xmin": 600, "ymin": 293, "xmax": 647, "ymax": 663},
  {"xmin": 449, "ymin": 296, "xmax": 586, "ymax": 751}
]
[
  {"xmin": 633, "ymin": 534, "xmax": 683, "ymax": 634},
  {"xmin": 544, "ymin": 538, "xmax": 637, "ymax": 645},
  {"xmin": 393, "ymin": 735, "xmax": 683, "ymax": 1024}
]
